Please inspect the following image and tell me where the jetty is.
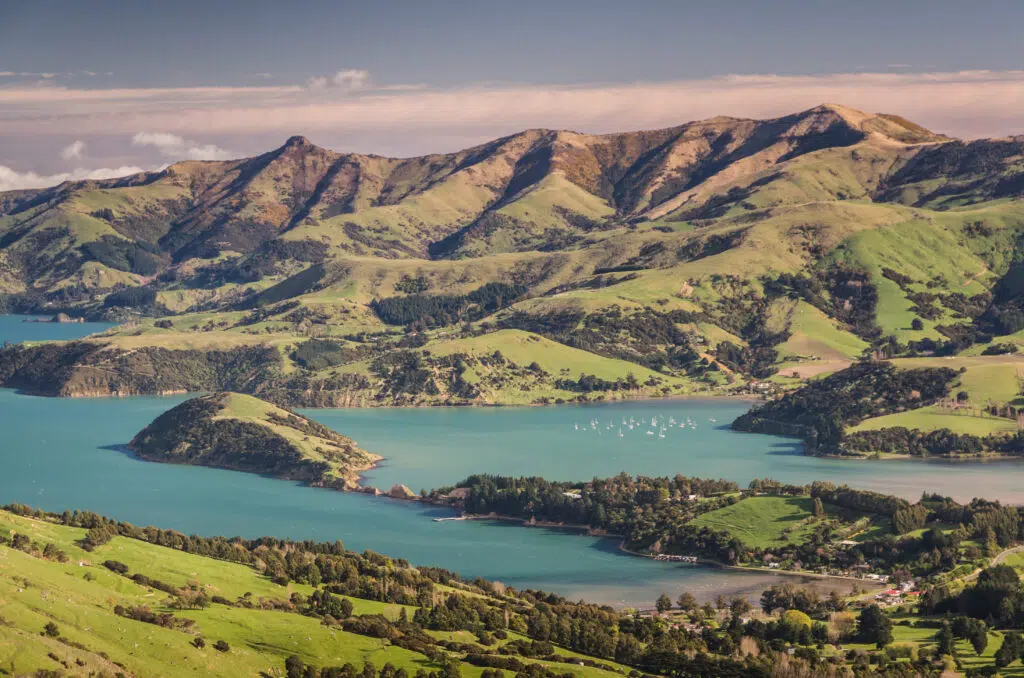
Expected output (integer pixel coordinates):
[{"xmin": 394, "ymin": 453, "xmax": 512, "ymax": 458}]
[{"xmin": 433, "ymin": 515, "xmax": 469, "ymax": 523}]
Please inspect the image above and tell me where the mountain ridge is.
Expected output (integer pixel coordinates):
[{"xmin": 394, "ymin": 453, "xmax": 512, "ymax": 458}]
[{"xmin": 2, "ymin": 102, "xmax": 1024, "ymax": 410}]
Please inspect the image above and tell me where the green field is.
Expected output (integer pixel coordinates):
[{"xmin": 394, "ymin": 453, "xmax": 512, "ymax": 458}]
[
  {"xmin": 850, "ymin": 405, "xmax": 1019, "ymax": 436},
  {"xmin": 0, "ymin": 510, "xmax": 623, "ymax": 678},
  {"xmin": 688, "ymin": 496, "xmax": 827, "ymax": 549}
]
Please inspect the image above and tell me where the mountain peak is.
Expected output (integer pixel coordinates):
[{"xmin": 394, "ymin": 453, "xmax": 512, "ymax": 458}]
[
  {"xmin": 796, "ymin": 103, "xmax": 945, "ymax": 144},
  {"xmin": 284, "ymin": 135, "xmax": 313, "ymax": 148}
]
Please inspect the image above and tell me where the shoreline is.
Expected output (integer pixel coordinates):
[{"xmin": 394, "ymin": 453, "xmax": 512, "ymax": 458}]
[{"xmin": 425, "ymin": 510, "xmax": 887, "ymax": 589}]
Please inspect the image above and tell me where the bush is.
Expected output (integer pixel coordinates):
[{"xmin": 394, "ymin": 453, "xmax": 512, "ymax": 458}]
[
  {"xmin": 103, "ymin": 286, "xmax": 157, "ymax": 308},
  {"xmin": 213, "ymin": 639, "xmax": 230, "ymax": 653}
]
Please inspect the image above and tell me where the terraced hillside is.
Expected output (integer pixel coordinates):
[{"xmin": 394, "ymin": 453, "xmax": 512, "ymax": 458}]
[{"xmin": 2, "ymin": 103, "xmax": 1024, "ymax": 410}]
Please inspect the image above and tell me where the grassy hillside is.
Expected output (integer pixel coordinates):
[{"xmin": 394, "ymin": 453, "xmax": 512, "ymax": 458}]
[
  {"xmin": 129, "ymin": 392, "xmax": 380, "ymax": 488},
  {"xmin": 2, "ymin": 103, "xmax": 1024, "ymax": 412},
  {"xmin": 0, "ymin": 508, "xmax": 629, "ymax": 678}
]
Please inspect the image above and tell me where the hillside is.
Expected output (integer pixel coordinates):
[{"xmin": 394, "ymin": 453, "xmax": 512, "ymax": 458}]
[
  {"xmin": 2, "ymin": 103, "xmax": 1024, "ymax": 409},
  {"xmin": 6, "ymin": 486, "xmax": 1024, "ymax": 677},
  {"xmin": 0, "ymin": 506, "xmax": 638, "ymax": 678},
  {"xmin": 128, "ymin": 392, "xmax": 379, "ymax": 488}
]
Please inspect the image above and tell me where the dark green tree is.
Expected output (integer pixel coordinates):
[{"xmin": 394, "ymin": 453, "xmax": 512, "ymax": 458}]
[
  {"xmin": 857, "ymin": 604, "xmax": 892, "ymax": 648},
  {"xmin": 995, "ymin": 632, "xmax": 1023, "ymax": 668}
]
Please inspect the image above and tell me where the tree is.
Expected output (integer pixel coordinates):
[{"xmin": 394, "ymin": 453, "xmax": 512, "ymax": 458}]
[
  {"xmin": 967, "ymin": 622, "xmax": 989, "ymax": 656},
  {"xmin": 936, "ymin": 623, "xmax": 954, "ymax": 657},
  {"xmin": 676, "ymin": 592, "xmax": 698, "ymax": 612},
  {"xmin": 655, "ymin": 593, "xmax": 673, "ymax": 614},
  {"xmin": 857, "ymin": 604, "xmax": 892, "ymax": 648},
  {"xmin": 43, "ymin": 622, "xmax": 60, "ymax": 638},
  {"xmin": 995, "ymin": 632, "xmax": 1023, "ymax": 668},
  {"xmin": 213, "ymin": 639, "xmax": 230, "ymax": 653},
  {"xmin": 812, "ymin": 497, "xmax": 825, "ymax": 518},
  {"xmin": 911, "ymin": 318, "xmax": 924, "ymax": 331},
  {"xmin": 729, "ymin": 596, "xmax": 751, "ymax": 620},
  {"xmin": 780, "ymin": 609, "xmax": 812, "ymax": 641},
  {"xmin": 191, "ymin": 637, "xmax": 206, "ymax": 649}
]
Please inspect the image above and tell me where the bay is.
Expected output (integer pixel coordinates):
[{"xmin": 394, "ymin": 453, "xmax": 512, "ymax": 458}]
[{"xmin": 3, "ymin": 314, "xmax": 1023, "ymax": 607}]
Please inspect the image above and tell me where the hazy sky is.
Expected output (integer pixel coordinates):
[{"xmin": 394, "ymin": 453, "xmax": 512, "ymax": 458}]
[{"xmin": 1, "ymin": 0, "xmax": 1023, "ymax": 189}]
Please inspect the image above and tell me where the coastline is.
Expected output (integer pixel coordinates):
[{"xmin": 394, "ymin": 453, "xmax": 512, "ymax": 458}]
[{"xmin": 422, "ymin": 510, "xmax": 886, "ymax": 590}]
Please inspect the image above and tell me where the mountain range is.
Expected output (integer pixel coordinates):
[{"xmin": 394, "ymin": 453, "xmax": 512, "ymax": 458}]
[{"xmin": 2, "ymin": 103, "xmax": 1024, "ymax": 408}]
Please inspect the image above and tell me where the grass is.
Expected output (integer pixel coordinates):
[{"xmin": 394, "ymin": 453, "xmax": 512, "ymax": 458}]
[
  {"xmin": 772, "ymin": 299, "xmax": 868, "ymax": 360},
  {"xmin": 850, "ymin": 405, "xmax": 1019, "ymax": 435},
  {"xmin": 688, "ymin": 496, "xmax": 829, "ymax": 550},
  {"xmin": 0, "ymin": 510, "xmax": 620, "ymax": 678},
  {"xmin": 210, "ymin": 392, "xmax": 381, "ymax": 481},
  {"xmin": 419, "ymin": 329, "xmax": 695, "ymax": 404}
]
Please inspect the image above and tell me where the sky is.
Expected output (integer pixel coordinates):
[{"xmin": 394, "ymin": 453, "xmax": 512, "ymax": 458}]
[{"xmin": 1, "ymin": 0, "xmax": 1023, "ymax": 190}]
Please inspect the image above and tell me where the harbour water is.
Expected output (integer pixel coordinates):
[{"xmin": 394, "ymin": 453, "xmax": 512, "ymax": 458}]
[{"xmin": 2, "ymin": 315, "xmax": 1021, "ymax": 607}]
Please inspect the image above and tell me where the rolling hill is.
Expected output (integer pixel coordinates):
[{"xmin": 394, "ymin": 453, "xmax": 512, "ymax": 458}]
[{"xmin": 2, "ymin": 103, "xmax": 1024, "ymax": 411}]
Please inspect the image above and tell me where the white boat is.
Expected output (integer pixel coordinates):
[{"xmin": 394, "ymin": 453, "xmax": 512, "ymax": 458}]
[{"xmin": 646, "ymin": 430, "xmax": 654, "ymax": 436}]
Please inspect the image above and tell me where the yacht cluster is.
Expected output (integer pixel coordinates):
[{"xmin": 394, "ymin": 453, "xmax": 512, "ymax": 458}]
[{"xmin": 572, "ymin": 414, "xmax": 719, "ymax": 439}]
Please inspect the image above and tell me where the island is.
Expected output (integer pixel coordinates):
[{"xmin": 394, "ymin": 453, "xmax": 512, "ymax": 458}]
[{"xmin": 129, "ymin": 392, "xmax": 380, "ymax": 489}]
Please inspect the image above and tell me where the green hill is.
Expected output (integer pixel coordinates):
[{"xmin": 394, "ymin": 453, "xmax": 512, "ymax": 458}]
[
  {"xmin": 2, "ymin": 103, "xmax": 1024, "ymax": 408},
  {"xmin": 129, "ymin": 392, "xmax": 380, "ymax": 488},
  {"xmin": 0, "ymin": 506, "xmax": 634, "ymax": 678}
]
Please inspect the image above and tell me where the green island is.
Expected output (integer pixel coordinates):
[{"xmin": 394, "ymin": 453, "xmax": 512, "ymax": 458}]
[{"xmin": 128, "ymin": 392, "xmax": 381, "ymax": 489}]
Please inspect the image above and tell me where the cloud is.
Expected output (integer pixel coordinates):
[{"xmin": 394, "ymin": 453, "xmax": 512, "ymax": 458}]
[
  {"xmin": 306, "ymin": 69, "xmax": 370, "ymax": 91},
  {"xmin": 1, "ymin": 70, "xmax": 1024, "ymax": 159},
  {"xmin": 0, "ymin": 164, "xmax": 150, "ymax": 192},
  {"xmin": 60, "ymin": 140, "xmax": 86, "ymax": 160},
  {"xmin": 331, "ymin": 69, "xmax": 369, "ymax": 90},
  {"xmin": 0, "ymin": 70, "xmax": 60, "ymax": 78},
  {"xmin": 131, "ymin": 132, "xmax": 234, "ymax": 160}
]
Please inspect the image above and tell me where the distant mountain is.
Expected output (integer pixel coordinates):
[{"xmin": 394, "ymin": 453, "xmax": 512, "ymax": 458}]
[
  {"xmin": 0, "ymin": 104, "xmax": 972, "ymax": 296},
  {"xmin": 2, "ymin": 103, "xmax": 1024, "ymax": 408}
]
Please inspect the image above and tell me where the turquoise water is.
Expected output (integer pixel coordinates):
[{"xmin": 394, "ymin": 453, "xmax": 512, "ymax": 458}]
[
  {"xmin": 0, "ymin": 388, "xmax": 810, "ymax": 607},
  {"xmin": 307, "ymin": 403, "xmax": 1024, "ymax": 503},
  {"xmin": 2, "ymin": 314, "xmax": 1024, "ymax": 607},
  {"xmin": 0, "ymin": 314, "xmax": 114, "ymax": 343}
]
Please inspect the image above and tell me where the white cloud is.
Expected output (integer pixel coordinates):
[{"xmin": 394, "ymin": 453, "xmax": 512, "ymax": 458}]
[
  {"xmin": 306, "ymin": 69, "xmax": 370, "ymax": 91},
  {"xmin": 331, "ymin": 69, "xmax": 369, "ymax": 90},
  {"xmin": 131, "ymin": 132, "xmax": 234, "ymax": 160},
  {"xmin": 1, "ymin": 70, "xmax": 1024, "ymax": 162},
  {"xmin": 60, "ymin": 140, "xmax": 86, "ymax": 160},
  {"xmin": 0, "ymin": 70, "xmax": 60, "ymax": 78},
  {"xmin": 0, "ymin": 164, "xmax": 150, "ymax": 192}
]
